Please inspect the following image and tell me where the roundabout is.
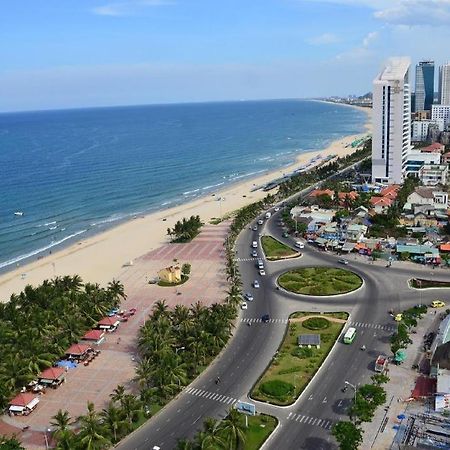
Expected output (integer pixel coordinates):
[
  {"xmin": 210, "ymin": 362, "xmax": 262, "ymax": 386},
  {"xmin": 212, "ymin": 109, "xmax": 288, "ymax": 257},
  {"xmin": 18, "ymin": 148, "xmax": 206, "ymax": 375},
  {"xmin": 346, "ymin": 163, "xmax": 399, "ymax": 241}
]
[{"xmin": 277, "ymin": 266, "xmax": 363, "ymax": 296}]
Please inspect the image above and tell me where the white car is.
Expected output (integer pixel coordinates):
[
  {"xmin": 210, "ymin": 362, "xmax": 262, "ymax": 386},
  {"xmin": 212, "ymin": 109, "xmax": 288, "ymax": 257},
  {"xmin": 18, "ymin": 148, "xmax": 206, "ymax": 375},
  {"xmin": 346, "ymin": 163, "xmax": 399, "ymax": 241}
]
[
  {"xmin": 338, "ymin": 259, "xmax": 349, "ymax": 265},
  {"xmin": 252, "ymin": 241, "xmax": 258, "ymax": 248},
  {"xmin": 259, "ymin": 269, "xmax": 266, "ymax": 276},
  {"xmin": 274, "ymin": 207, "xmax": 280, "ymax": 212},
  {"xmin": 241, "ymin": 302, "xmax": 248, "ymax": 310},
  {"xmin": 257, "ymin": 219, "xmax": 264, "ymax": 225},
  {"xmin": 253, "ymin": 280, "xmax": 260, "ymax": 288},
  {"xmin": 295, "ymin": 241, "xmax": 304, "ymax": 249},
  {"xmin": 244, "ymin": 292, "xmax": 254, "ymax": 302}
]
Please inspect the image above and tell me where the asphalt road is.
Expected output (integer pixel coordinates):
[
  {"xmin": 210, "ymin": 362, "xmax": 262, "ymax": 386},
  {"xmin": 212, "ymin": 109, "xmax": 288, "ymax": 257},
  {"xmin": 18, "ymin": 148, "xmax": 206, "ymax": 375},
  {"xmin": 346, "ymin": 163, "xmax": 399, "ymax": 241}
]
[{"xmin": 117, "ymin": 207, "xmax": 450, "ymax": 450}]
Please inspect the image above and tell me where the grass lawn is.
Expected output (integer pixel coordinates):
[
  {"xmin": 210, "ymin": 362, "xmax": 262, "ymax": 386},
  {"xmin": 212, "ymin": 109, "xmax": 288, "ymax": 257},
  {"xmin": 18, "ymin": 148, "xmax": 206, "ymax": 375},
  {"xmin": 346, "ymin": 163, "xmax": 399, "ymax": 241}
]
[
  {"xmin": 261, "ymin": 236, "xmax": 297, "ymax": 260},
  {"xmin": 240, "ymin": 414, "xmax": 278, "ymax": 450},
  {"xmin": 251, "ymin": 313, "xmax": 346, "ymax": 406},
  {"xmin": 278, "ymin": 267, "xmax": 362, "ymax": 296}
]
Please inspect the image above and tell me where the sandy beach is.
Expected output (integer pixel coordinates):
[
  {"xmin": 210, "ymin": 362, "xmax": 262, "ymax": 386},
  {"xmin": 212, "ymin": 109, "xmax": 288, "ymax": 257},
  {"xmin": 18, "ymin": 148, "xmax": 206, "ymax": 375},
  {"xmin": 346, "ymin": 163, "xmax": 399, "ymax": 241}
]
[{"xmin": 0, "ymin": 105, "xmax": 372, "ymax": 301}]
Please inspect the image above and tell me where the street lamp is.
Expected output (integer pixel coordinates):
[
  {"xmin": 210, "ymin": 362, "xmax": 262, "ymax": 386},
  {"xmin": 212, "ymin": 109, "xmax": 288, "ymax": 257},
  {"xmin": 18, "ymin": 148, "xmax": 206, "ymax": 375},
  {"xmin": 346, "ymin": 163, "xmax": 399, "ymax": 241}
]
[
  {"xmin": 344, "ymin": 381, "xmax": 357, "ymax": 403},
  {"xmin": 44, "ymin": 428, "xmax": 51, "ymax": 450}
]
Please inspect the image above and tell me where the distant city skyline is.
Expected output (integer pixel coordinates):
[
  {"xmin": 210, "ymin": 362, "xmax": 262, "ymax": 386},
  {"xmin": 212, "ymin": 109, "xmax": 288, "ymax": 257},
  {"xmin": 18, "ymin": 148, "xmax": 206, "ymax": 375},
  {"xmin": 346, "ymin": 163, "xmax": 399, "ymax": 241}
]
[{"xmin": 2, "ymin": 0, "xmax": 450, "ymax": 112}]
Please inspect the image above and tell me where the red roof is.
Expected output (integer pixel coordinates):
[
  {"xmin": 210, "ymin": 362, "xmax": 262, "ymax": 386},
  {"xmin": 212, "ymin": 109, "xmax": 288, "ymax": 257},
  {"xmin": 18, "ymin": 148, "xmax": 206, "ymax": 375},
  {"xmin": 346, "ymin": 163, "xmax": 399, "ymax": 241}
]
[
  {"xmin": 338, "ymin": 191, "xmax": 359, "ymax": 200},
  {"xmin": 440, "ymin": 243, "xmax": 450, "ymax": 252},
  {"xmin": 370, "ymin": 196, "xmax": 393, "ymax": 207},
  {"xmin": 98, "ymin": 316, "xmax": 120, "ymax": 327},
  {"xmin": 82, "ymin": 329, "xmax": 105, "ymax": 341},
  {"xmin": 39, "ymin": 367, "xmax": 65, "ymax": 380},
  {"xmin": 421, "ymin": 142, "xmax": 445, "ymax": 153},
  {"xmin": 309, "ymin": 189, "xmax": 334, "ymax": 198},
  {"xmin": 380, "ymin": 185, "xmax": 400, "ymax": 199},
  {"xmin": 65, "ymin": 343, "xmax": 91, "ymax": 355},
  {"xmin": 9, "ymin": 393, "xmax": 37, "ymax": 407}
]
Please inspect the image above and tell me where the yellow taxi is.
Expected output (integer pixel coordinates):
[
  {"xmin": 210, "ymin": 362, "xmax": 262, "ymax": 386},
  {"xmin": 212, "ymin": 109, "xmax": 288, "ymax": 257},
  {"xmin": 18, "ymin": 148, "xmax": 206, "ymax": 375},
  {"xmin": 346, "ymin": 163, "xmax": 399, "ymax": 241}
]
[
  {"xmin": 394, "ymin": 313, "xmax": 403, "ymax": 322},
  {"xmin": 431, "ymin": 300, "xmax": 446, "ymax": 308}
]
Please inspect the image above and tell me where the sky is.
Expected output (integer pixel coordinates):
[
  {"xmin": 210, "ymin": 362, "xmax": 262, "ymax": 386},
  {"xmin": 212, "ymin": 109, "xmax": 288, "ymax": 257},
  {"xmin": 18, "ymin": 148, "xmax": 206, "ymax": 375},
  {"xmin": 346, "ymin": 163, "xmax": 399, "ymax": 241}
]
[{"xmin": 1, "ymin": 0, "xmax": 450, "ymax": 112}]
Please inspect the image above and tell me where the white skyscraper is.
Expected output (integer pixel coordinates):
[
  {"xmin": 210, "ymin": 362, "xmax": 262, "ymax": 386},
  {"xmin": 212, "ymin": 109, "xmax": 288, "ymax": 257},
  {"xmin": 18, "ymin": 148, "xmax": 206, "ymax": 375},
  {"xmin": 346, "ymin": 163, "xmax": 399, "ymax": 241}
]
[
  {"xmin": 439, "ymin": 63, "xmax": 450, "ymax": 105},
  {"xmin": 372, "ymin": 57, "xmax": 412, "ymax": 185}
]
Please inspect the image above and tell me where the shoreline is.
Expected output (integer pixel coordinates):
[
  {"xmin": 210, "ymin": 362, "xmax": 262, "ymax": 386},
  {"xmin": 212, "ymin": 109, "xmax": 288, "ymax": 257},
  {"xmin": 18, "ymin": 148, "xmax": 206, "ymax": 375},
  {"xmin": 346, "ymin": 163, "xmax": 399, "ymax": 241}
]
[{"xmin": 0, "ymin": 105, "xmax": 372, "ymax": 301}]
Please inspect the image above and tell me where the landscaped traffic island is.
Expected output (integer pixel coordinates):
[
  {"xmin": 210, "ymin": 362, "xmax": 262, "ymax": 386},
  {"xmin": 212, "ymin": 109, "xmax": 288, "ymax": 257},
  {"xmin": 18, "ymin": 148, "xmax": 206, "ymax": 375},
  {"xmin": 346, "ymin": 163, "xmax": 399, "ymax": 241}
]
[
  {"xmin": 261, "ymin": 236, "xmax": 298, "ymax": 260},
  {"xmin": 278, "ymin": 267, "xmax": 362, "ymax": 296},
  {"xmin": 251, "ymin": 312, "xmax": 347, "ymax": 406}
]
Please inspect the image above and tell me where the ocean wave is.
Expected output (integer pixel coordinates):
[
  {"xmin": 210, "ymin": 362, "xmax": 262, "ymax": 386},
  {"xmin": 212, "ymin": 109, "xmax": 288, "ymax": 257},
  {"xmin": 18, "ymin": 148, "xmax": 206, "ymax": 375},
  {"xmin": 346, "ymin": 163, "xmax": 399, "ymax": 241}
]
[
  {"xmin": 0, "ymin": 229, "xmax": 87, "ymax": 270},
  {"xmin": 183, "ymin": 188, "xmax": 201, "ymax": 195},
  {"xmin": 90, "ymin": 211, "xmax": 143, "ymax": 227},
  {"xmin": 229, "ymin": 169, "xmax": 266, "ymax": 181},
  {"xmin": 201, "ymin": 182, "xmax": 225, "ymax": 190}
]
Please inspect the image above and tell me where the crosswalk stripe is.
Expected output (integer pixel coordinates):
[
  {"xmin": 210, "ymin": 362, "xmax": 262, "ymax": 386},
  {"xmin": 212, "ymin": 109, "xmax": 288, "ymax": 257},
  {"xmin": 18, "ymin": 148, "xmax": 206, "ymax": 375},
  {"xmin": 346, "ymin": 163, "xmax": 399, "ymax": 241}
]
[
  {"xmin": 226, "ymin": 398, "xmax": 234, "ymax": 404},
  {"xmin": 186, "ymin": 387, "xmax": 193, "ymax": 393},
  {"xmin": 317, "ymin": 419, "xmax": 322, "ymax": 427},
  {"xmin": 288, "ymin": 412, "xmax": 292, "ymax": 419}
]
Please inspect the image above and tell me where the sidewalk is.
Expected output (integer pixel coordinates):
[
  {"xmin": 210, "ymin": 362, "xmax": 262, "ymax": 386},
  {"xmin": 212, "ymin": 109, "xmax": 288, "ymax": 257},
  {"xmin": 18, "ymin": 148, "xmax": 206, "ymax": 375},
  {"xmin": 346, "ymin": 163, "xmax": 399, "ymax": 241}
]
[{"xmin": 362, "ymin": 309, "xmax": 441, "ymax": 449}]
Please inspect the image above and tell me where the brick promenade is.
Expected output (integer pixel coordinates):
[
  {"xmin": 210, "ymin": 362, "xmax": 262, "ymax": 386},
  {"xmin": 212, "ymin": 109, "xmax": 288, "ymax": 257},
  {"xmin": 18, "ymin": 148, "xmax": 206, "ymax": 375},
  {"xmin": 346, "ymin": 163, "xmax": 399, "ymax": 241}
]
[{"xmin": 0, "ymin": 222, "xmax": 229, "ymax": 449}]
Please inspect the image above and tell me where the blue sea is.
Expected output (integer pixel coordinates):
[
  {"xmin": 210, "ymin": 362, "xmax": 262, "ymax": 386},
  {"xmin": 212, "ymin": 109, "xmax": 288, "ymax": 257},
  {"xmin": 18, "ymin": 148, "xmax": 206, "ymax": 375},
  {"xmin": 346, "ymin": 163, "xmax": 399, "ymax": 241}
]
[{"xmin": 0, "ymin": 100, "xmax": 367, "ymax": 271}]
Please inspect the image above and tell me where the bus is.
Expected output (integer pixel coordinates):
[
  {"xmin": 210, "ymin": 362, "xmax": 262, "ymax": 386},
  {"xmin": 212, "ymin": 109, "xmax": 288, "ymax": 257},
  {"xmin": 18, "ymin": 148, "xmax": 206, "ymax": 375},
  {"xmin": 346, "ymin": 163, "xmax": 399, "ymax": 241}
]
[{"xmin": 343, "ymin": 327, "xmax": 357, "ymax": 344}]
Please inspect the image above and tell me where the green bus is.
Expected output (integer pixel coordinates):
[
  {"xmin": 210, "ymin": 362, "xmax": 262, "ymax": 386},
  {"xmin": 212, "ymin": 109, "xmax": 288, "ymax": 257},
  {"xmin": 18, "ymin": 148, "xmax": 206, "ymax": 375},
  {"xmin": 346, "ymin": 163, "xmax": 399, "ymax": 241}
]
[{"xmin": 343, "ymin": 327, "xmax": 356, "ymax": 344}]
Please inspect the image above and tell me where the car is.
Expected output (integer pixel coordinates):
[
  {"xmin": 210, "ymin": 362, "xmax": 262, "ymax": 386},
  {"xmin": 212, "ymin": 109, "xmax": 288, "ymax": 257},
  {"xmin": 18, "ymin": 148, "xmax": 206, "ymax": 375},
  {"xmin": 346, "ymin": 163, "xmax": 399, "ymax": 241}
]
[
  {"xmin": 251, "ymin": 250, "xmax": 258, "ymax": 257},
  {"xmin": 253, "ymin": 280, "xmax": 260, "ymax": 288},
  {"xmin": 274, "ymin": 207, "xmax": 280, "ymax": 212},
  {"xmin": 394, "ymin": 313, "xmax": 403, "ymax": 322},
  {"xmin": 295, "ymin": 241, "xmax": 304, "ymax": 249},
  {"xmin": 257, "ymin": 219, "xmax": 264, "ymax": 225},
  {"xmin": 338, "ymin": 259, "xmax": 349, "ymax": 265},
  {"xmin": 259, "ymin": 269, "xmax": 266, "ymax": 276},
  {"xmin": 431, "ymin": 300, "xmax": 446, "ymax": 308},
  {"xmin": 282, "ymin": 232, "xmax": 289, "ymax": 238},
  {"xmin": 252, "ymin": 240, "xmax": 258, "ymax": 248},
  {"xmin": 262, "ymin": 314, "xmax": 270, "ymax": 323},
  {"xmin": 241, "ymin": 302, "xmax": 248, "ymax": 310},
  {"xmin": 129, "ymin": 308, "xmax": 137, "ymax": 315},
  {"xmin": 252, "ymin": 225, "xmax": 258, "ymax": 231},
  {"xmin": 244, "ymin": 292, "xmax": 254, "ymax": 302}
]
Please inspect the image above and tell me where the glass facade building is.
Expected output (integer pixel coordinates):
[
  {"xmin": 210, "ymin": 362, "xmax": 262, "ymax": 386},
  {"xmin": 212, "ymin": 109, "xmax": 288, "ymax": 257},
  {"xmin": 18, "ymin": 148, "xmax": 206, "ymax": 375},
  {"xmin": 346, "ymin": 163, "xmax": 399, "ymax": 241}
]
[{"xmin": 415, "ymin": 61, "xmax": 435, "ymax": 112}]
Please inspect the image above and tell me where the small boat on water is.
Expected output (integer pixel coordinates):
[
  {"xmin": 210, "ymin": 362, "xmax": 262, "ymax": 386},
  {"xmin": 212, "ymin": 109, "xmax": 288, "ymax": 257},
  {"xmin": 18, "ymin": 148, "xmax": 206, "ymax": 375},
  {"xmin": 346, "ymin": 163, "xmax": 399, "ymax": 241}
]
[{"xmin": 14, "ymin": 211, "xmax": 24, "ymax": 216}]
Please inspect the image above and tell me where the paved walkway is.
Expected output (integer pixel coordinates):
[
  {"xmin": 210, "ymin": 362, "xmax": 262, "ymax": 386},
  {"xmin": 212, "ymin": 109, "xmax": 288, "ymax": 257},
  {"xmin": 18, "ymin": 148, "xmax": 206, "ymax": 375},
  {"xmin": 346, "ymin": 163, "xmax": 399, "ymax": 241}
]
[{"xmin": 0, "ymin": 222, "xmax": 230, "ymax": 449}]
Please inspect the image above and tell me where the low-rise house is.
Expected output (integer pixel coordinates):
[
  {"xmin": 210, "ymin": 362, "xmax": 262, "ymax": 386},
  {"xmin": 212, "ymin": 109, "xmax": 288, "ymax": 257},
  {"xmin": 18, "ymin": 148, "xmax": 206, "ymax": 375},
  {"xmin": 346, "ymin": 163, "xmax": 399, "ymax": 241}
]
[
  {"xmin": 298, "ymin": 334, "xmax": 321, "ymax": 349},
  {"xmin": 396, "ymin": 244, "xmax": 439, "ymax": 261},
  {"xmin": 8, "ymin": 393, "xmax": 39, "ymax": 416},
  {"xmin": 65, "ymin": 343, "xmax": 92, "ymax": 361},
  {"xmin": 421, "ymin": 142, "xmax": 445, "ymax": 153},
  {"xmin": 98, "ymin": 316, "xmax": 120, "ymax": 332},
  {"xmin": 82, "ymin": 329, "xmax": 106, "ymax": 345},
  {"xmin": 379, "ymin": 185, "xmax": 400, "ymax": 200},
  {"xmin": 369, "ymin": 196, "xmax": 393, "ymax": 213},
  {"xmin": 418, "ymin": 164, "xmax": 448, "ymax": 186},
  {"xmin": 291, "ymin": 206, "xmax": 336, "ymax": 227},
  {"xmin": 406, "ymin": 187, "xmax": 448, "ymax": 210},
  {"xmin": 346, "ymin": 224, "xmax": 368, "ymax": 241},
  {"xmin": 442, "ymin": 151, "xmax": 450, "ymax": 165},
  {"xmin": 158, "ymin": 265, "xmax": 182, "ymax": 283},
  {"xmin": 38, "ymin": 367, "xmax": 66, "ymax": 388},
  {"xmin": 308, "ymin": 189, "xmax": 335, "ymax": 199}
]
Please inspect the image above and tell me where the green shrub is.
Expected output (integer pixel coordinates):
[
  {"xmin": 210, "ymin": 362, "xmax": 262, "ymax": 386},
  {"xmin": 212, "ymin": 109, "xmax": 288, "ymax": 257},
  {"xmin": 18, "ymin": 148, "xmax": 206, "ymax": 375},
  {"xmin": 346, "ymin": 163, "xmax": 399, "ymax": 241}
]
[
  {"xmin": 303, "ymin": 317, "xmax": 330, "ymax": 330},
  {"xmin": 260, "ymin": 380, "xmax": 295, "ymax": 398},
  {"xmin": 291, "ymin": 347, "xmax": 315, "ymax": 358}
]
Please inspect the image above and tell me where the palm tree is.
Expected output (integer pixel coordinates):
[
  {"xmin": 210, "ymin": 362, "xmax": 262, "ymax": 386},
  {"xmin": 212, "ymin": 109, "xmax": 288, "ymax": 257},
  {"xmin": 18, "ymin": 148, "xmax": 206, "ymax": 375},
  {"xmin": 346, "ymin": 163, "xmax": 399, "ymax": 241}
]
[
  {"xmin": 219, "ymin": 409, "xmax": 246, "ymax": 450},
  {"xmin": 50, "ymin": 409, "xmax": 72, "ymax": 440},
  {"xmin": 199, "ymin": 417, "xmax": 226, "ymax": 449},
  {"xmin": 119, "ymin": 394, "xmax": 143, "ymax": 431},
  {"xmin": 176, "ymin": 438, "xmax": 195, "ymax": 450},
  {"xmin": 101, "ymin": 401, "xmax": 126, "ymax": 443},
  {"xmin": 76, "ymin": 402, "xmax": 111, "ymax": 450},
  {"xmin": 152, "ymin": 299, "xmax": 170, "ymax": 320},
  {"xmin": 107, "ymin": 280, "xmax": 127, "ymax": 302},
  {"xmin": 110, "ymin": 385, "xmax": 126, "ymax": 405}
]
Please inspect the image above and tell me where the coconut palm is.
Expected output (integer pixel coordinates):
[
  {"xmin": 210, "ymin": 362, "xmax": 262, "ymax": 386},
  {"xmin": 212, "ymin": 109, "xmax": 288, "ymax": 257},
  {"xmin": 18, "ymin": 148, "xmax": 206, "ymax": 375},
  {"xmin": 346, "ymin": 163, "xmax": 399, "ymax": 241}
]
[
  {"xmin": 176, "ymin": 438, "xmax": 195, "ymax": 450},
  {"xmin": 220, "ymin": 409, "xmax": 246, "ymax": 450},
  {"xmin": 101, "ymin": 401, "xmax": 126, "ymax": 443},
  {"xmin": 76, "ymin": 402, "xmax": 110, "ymax": 450},
  {"xmin": 110, "ymin": 385, "xmax": 126, "ymax": 405},
  {"xmin": 50, "ymin": 409, "xmax": 72, "ymax": 437},
  {"xmin": 119, "ymin": 394, "xmax": 143, "ymax": 431},
  {"xmin": 107, "ymin": 280, "xmax": 127, "ymax": 302}
]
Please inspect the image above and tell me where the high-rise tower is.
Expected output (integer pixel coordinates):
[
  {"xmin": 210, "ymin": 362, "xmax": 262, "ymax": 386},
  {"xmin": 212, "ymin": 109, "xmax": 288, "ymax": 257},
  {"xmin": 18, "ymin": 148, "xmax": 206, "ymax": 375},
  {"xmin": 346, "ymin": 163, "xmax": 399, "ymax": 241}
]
[
  {"xmin": 372, "ymin": 58, "xmax": 412, "ymax": 184},
  {"xmin": 414, "ymin": 60, "xmax": 434, "ymax": 111},
  {"xmin": 439, "ymin": 63, "xmax": 450, "ymax": 105}
]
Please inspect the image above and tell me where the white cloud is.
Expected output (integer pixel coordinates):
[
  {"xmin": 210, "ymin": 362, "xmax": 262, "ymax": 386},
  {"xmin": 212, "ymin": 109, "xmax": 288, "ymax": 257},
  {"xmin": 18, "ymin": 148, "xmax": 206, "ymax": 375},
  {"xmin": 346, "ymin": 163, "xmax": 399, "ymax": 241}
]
[
  {"xmin": 334, "ymin": 30, "xmax": 379, "ymax": 61},
  {"xmin": 92, "ymin": 0, "xmax": 174, "ymax": 17},
  {"xmin": 362, "ymin": 31, "xmax": 378, "ymax": 47},
  {"xmin": 307, "ymin": 33, "xmax": 340, "ymax": 45},
  {"xmin": 374, "ymin": 0, "xmax": 450, "ymax": 26}
]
